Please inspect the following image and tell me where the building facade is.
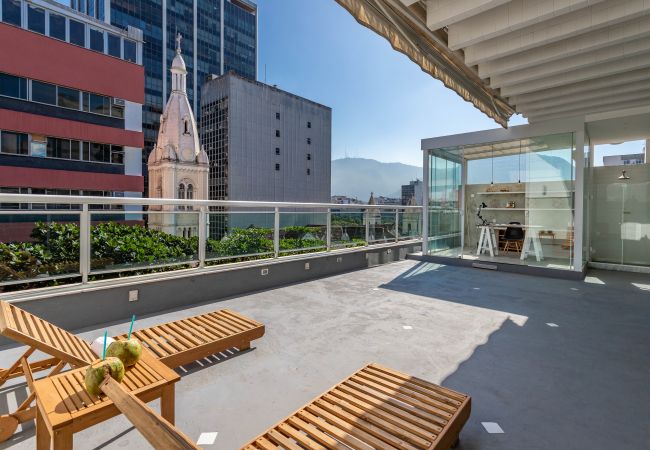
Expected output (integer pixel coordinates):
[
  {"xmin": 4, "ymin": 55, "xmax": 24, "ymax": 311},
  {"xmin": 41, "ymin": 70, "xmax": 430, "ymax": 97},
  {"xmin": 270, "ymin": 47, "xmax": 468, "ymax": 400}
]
[
  {"xmin": 200, "ymin": 72, "xmax": 331, "ymax": 236},
  {"xmin": 75, "ymin": 0, "xmax": 257, "ymax": 173},
  {"xmin": 401, "ymin": 179, "xmax": 423, "ymax": 205},
  {"xmin": 0, "ymin": 0, "xmax": 144, "ymax": 241},
  {"xmin": 148, "ymin": 35, "xmax": 209, "ymax": 237}
]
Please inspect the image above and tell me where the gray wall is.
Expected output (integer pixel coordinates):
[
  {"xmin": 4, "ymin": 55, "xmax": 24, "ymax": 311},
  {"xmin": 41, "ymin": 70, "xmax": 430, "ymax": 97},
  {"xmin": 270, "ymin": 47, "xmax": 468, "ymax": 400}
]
[
  {"xmin": 201, "ymin": 74, "xmax": 331, "ymax": 203},
  {"xmin": 0, "ymin": 243, "xmax": 420, "ymax": 347}
]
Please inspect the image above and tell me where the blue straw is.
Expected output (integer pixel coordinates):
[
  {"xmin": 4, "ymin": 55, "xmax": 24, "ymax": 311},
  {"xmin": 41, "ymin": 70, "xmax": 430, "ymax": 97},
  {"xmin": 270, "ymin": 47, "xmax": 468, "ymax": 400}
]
[
  {"xmin": 101, "ymin": 330, "xmax": 108, "ymax": 360},
  {"xmin": 128, "ymin": 315, "xmax": 135, "ymax": 339}
]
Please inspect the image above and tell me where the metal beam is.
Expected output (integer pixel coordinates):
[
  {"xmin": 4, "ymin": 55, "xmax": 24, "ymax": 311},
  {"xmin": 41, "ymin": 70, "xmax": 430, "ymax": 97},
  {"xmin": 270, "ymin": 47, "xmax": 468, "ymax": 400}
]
[
  {"xmin": 449, "ymin": 0, "xmax": 602, "ymax": 50},
  {"xmin": 514, "ymin": 79, "xmax": 650, "ymax": 112},
  {"xmin": 489, "ymin": 39, "xmax": 650, "ymax": 89},
  {"xmin": 500, "ymin": 52, "xmax": 650, "ymax": 97},
  {"xmin": 508, "ymin": 68, "xmax": 650, "ymax": 106},
  {"xmin": 478, "ymin": 15, "xmax": 650, "ymax": 78},
  {"xmin": 528, "ymin": 98, "xmax": 650, "ymax": 123},
  {"xmin": 523, "ymin": 89, "xmax": 650, "ymax": 118},
  {"xmin": 425, "ymin": 0, "xmax": 509, "ymax": 31},
  {"xmin": 464, "ymin": 0, "xmax": 649, "ymax": 65}
]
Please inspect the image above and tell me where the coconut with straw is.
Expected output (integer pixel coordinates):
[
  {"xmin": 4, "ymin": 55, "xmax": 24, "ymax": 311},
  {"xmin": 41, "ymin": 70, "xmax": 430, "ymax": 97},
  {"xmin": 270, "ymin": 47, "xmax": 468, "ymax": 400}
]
[
  {"xmin": 106, "ymin": 315, "xmax": 143, "ymax": 367},
  {"xmin": 85, "ymin": 331, "xmax": 125, "ymax": 396}
]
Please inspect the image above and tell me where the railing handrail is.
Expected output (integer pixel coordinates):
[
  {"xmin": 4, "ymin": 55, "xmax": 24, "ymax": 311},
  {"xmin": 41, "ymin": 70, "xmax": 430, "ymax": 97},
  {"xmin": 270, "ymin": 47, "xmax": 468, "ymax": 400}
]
[{"xmin": 0, "ymin": 194, "xmax": 424, "ymax": 211}]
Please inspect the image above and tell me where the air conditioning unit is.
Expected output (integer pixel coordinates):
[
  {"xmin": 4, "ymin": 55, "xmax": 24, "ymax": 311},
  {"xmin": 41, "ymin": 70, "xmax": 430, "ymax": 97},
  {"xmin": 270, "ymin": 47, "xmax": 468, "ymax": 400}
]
[{"xmin": 112, "ymin": 98, "xmax": 125, "ymax": 106}]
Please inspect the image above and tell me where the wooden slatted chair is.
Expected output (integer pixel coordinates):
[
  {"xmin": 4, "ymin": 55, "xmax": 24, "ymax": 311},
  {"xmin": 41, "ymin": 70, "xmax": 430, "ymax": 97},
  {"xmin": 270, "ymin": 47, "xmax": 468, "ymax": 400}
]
[
  {"xmin": 0, "ymin": 300, "xmax": 264, "ymax": 441},
  {"xmin": 241, "ymin": 363, "xmax": 471, "ymax": 450}
]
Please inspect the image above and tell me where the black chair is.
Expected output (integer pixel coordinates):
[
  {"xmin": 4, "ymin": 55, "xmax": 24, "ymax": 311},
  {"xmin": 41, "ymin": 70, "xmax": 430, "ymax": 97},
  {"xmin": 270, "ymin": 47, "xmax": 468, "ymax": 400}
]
[{"xmin": 502, "ymin": 221, "xmax": 525, "ymax": 253}]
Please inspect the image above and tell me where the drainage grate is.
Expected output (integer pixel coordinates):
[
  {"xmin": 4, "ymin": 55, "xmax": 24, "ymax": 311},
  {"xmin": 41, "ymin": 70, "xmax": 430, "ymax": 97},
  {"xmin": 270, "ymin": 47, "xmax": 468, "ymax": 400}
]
[{"xmin": 472, "ymin": 262, "xmax": 498, "ymax": 270}]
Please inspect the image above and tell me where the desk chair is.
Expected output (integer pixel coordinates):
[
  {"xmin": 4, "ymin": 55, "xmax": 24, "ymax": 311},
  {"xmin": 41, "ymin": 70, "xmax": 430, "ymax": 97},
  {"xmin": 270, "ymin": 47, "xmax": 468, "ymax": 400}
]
[{"xmin": 502, "ymin": 222, "xmax": 524, "ymax": 253}]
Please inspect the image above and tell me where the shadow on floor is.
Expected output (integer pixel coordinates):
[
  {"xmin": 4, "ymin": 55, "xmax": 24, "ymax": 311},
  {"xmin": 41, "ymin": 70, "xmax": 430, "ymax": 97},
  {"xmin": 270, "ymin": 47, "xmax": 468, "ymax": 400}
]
[{"xmin": 380, "ymin": 262, "xmax": 650, "ymax": 449}]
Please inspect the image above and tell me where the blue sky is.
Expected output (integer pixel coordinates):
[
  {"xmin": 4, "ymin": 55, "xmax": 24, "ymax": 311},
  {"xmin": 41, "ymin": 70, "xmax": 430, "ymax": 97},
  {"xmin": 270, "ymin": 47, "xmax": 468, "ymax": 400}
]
[
  {"xmin": 256, "ymin": 0, "xmax": 646, "ymax": 167},
  {"xmin": 256, "ymin": 0, "xmax": 528, "ymax": 167}
]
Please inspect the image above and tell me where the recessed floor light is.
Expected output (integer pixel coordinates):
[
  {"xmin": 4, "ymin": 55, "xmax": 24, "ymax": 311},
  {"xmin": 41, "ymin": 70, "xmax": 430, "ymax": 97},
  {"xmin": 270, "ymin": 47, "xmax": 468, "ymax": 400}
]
[
  {"xmin": 546, "ymin": 323, "xmax": 559, "ymax": 327},
  {"xmin": 482, "ymin": 422, "xmax": 504, "ymax": 434},
  {"xmin": 473, "ymin": 287, "xmax": 480, "ymax": 290},
  {"xmin": 197, "ymin": 432, "xmax": 219, "ymax": 445},
  {"xmin": 403, "ymin": 325, "xmax": 413, "ymax": 330}
]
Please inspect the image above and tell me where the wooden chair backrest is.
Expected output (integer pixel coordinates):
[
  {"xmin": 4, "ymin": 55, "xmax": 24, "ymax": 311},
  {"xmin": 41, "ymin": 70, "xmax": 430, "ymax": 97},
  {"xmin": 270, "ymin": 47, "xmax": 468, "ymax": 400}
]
[{"xmin": 0, "ymin": 301, "xmax": 95, "ymax": 367}]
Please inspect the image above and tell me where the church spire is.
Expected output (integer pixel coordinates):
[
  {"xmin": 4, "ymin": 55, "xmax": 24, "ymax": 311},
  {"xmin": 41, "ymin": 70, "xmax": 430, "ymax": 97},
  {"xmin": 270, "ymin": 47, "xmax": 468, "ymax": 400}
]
[{"xmin": 171, "ymin": 33, "xmax": 187, "ymax": 93}]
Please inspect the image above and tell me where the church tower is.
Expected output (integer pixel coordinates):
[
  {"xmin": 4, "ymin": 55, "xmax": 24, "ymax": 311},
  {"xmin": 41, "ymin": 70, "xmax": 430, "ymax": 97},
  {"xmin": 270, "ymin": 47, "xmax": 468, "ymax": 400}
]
[{"xmin": 148, "ymin": 34, "xmax": 209, "ymax": 237}]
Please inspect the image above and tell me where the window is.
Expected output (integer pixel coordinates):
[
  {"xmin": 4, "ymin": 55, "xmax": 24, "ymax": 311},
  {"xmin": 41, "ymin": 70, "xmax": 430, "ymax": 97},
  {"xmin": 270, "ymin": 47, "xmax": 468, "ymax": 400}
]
[
  {"xmin": 107, "ymin": 33, "xmax": 121, "ymax": 58},
  {"xmin": 69, "ymin": 20, "xmax": 85, "ymax": 47},
  {"xmin": 307, "ymin": 168, "xmax": 311, "ymax": 175},
  {"xmin": 111, "ymin": 103, "xmax": 124, "ymax": 119},
  {"xmin": 275, "ymin": 130, "xmax": 280, "ymax": 137},
  {"xmin": 70, "ymin": 140, "xmax": 80, "ymax": 160},
  {"xmin": 31, "ymin": 81, "xmax": 57, "ymax": 105},
  {"xmin": 30, "ymin": 135, "xmax": 46, "ymax": 157},
  {"xmin": 275, "ymin": 163, "xmax": 280, "ymax": 171},
  {"xmin": 178, "ymin": 184, "xmax": 185, "ymax": 200},
  {"xmin": 57, "ymin": 86, "xmax": 80, "ymax": 109},
  {"xmin": 85, "ymin": 93, "xmax": 110, "ymax": 115},
  {"xmin": 307, "ymin": 121, "xmax": 311, "ymax": 128},
  {"xmin": 183, "ymin": 120, "xmax": 190, "ymax": 135},
  {"xmin": 1, "ymin": 0, "xmax": 21, "ymax": 27},
  {"xmin": 275, "ymin": 147, "xmax": 280, "ymax": 155},
  {"xmin": 307, "ymin": 153, "xmax": 311, "ymax": 160},
  {"xmin": 89, "ymin": 28, "xmax": 104, "ymax": 52},
  {"xmin": 124, "ymin": 39, "xmax": 137, "ymax": 63},
  {"xmin": 0, "ymin": 73, "xmax": 27, "ymax": 99},
  {"xmin": 111, "ymin": 145, "xmax": 124, "ymax": 164},
  {"xmin": 27, "ymin": 5, "xmax": 45, "ymax": 34},
  {"xmin": 187, "ymin": 184, "xmax": 193, "ymax": 200},
  {"xmin": 87, "ymin": 142, "xmax": 110, "ymax": 162},
  {"xmin": 275, "ymin": 112, "xmax": 280, "ymax": 120},
  {"xmin": 47, "ymin": 137, "xmax": 71, "ymax": 159},
  {"xmin": 49, "ymin": 13, "xmax": 66, "ymax": 41},
  {"xmin": 1, "ymin": 131, "xmax": 28, "ymax": 155},
  {"xmin": 307, "ymin": 138, "xmax": 311, "ymax": 145}
]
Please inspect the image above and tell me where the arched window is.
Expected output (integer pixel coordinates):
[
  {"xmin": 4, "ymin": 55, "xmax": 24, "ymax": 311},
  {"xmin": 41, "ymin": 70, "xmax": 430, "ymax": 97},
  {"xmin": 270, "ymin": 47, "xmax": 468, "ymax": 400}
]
[
  {"xmin": 187, "ymin": 228, "xmax": 192, "ymax": 238},
  {"xmin": 187, "ymin": 184, "xmax": 193, "ymax": 200},
  {"xmin": 178, "ymin": 183, "xmax": 186, "ymax": 211},
  {"xmin": 183, "ymin": 120, "xmax": 190, "ymax": 135}
]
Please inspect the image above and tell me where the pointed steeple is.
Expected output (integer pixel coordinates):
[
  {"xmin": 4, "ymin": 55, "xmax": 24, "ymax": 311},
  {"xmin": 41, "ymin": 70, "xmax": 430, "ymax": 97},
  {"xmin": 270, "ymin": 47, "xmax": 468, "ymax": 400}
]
[{"xmin": 171, "ymin": 33, "xmax": 187, "ymax": 94}]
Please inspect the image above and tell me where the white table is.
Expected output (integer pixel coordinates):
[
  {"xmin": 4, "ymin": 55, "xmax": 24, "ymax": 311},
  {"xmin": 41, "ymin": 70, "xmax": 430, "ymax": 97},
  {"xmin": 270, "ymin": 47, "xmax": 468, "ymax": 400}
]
[{"xmin": 477, "ymin": 224, "xmax": 544, "ymax": 261}]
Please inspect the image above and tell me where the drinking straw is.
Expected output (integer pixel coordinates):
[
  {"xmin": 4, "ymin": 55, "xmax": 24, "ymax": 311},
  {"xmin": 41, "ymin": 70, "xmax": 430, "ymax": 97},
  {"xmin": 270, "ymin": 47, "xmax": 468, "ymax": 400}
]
[
  {"xmin": 128, "ymin": 315, "xmax": 136, "ymax": 339},
  {"xmin": 102, "ymin": 330, "xmax": 108, "ymax": 360}
]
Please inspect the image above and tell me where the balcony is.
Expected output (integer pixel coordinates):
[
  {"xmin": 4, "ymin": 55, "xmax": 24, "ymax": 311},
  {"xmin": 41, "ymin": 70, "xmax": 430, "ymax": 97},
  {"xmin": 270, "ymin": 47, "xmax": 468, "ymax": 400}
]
[{"xmin": 0, "ymin": 195, "xmax": 648, "ymax": 449}]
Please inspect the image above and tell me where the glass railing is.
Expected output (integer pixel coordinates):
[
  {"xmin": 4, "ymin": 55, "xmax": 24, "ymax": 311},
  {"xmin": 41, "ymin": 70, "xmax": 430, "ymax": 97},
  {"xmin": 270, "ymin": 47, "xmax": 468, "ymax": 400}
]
[{"xmin": 0, "ymin": 194, "xmax": 422, "ymax": 291}]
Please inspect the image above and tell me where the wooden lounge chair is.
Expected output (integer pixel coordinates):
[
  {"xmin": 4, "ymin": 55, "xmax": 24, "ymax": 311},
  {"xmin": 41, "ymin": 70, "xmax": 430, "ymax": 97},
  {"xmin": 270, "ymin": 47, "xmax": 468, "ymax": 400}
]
[
  {"xmin": 241, "ymin": 363, "xmax": 471, "ymax": 450},
  {"xmin": 0, "ymin": 300, "xmax": 264, "ymax": 441}
]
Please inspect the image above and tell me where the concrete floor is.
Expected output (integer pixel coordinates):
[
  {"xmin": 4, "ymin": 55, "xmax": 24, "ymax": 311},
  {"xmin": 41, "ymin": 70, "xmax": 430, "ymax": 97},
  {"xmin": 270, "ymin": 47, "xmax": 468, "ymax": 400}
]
[{"xmin": 1, "ymin": 260, "xmax": 649, "ymax": 449}]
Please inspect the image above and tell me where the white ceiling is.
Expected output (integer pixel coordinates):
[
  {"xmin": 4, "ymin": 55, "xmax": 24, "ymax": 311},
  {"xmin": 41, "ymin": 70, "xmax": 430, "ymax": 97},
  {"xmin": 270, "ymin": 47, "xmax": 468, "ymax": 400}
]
[{"xmin": 398, "ymin": 0, "xmax": 650, "ymax": 123}]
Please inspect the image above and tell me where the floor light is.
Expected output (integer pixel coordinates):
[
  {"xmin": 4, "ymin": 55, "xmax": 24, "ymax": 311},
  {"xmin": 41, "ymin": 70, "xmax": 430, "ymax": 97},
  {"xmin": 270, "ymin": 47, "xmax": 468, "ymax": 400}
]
[{"xmin": 618, "ymin": 170, "xmax": 630, "ymax": 180}]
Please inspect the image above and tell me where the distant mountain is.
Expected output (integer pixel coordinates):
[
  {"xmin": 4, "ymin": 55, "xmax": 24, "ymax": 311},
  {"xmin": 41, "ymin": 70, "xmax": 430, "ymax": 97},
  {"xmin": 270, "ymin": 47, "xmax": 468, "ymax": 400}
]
[{"xmin": 331, "ymin": 158, "xmax": 422, "ymax": 200}]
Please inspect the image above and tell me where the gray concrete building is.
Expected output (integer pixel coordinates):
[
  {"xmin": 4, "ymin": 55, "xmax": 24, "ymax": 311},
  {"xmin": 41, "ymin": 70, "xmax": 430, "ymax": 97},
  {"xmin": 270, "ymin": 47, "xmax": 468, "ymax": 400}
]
[{"xmin": 200, "ymin": 72, "xmax": 331, "ymax": 236}]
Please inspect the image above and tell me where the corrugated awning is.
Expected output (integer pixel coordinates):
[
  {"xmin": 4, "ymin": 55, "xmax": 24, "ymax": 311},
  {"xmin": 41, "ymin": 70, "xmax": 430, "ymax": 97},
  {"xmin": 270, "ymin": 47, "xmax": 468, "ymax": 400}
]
[{"xmin": 335, "ymin": 0, "xmax": 515, "ymax": 128}]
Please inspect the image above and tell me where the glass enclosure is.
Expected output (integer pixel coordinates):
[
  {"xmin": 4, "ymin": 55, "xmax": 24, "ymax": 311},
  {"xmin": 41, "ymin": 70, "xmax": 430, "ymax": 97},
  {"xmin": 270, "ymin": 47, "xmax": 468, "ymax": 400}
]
[
  {"xmin": 590, "ymin": 164, "xmax": 650, "ymax": 267},
  {"xmin": 427, "ymin": 132, "xmax": 576, "ymax": 270}
]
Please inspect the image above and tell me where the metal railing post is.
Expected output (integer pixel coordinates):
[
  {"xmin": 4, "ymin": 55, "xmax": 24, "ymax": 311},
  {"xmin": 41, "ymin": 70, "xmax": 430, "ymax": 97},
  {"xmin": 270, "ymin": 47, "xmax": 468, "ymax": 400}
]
[
  {"xmin": 365, "ymin": 208, "xmax": 370, "ymax": 246},
  {"xmin": 198, "ymin": 207, "xmax": 207, "ymax": 268},
  {"xmin": 326, "ymin": 208, "xmax": 331, "ymax": 251},
  {"xmin": 274, "ymin": 207, "xmax": 280, "ymax": 258},
  {"xmin": 79, "ymin": 204, "xmax": 90, "ymax": 284},
  {"xmin": 395, "ymin": 209, "xmax": 399, "ymax": 242}
]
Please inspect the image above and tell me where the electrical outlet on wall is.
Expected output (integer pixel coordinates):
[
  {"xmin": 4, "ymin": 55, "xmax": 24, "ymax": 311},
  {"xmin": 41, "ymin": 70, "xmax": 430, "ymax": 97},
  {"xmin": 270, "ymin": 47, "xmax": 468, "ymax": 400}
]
[
  {"xmin": 304, "ymin": 262, "xmax": 310, "ymax": 270},
  {"xmin": 336, "ymin": 257, "xmax": 343, "ymax": 263},
  {"xmin": 261, "ymin": 268, "xmax": 269, "ymax": 276},
  {"xmin": 128, "ymin": 290, "xmax": 139, "ymax": 302}
]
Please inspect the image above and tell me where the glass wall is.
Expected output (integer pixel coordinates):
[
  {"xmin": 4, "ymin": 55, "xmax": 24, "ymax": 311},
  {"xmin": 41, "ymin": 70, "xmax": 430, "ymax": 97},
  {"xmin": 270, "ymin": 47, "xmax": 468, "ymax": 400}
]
[
  {"xmin": 427, "ymin": 132, "xmax": 576, "ymax": 270},
  {"xmin": 426, "ymin": 154, "xmax": 462, "ymax": 256}
]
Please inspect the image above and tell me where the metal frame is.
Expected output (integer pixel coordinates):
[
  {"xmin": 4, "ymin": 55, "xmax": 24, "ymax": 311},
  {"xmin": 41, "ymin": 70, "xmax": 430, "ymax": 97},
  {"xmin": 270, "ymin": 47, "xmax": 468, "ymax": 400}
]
[{"xmin": 0, "ymin": 194, "xmax": 423, "ymax": 287}]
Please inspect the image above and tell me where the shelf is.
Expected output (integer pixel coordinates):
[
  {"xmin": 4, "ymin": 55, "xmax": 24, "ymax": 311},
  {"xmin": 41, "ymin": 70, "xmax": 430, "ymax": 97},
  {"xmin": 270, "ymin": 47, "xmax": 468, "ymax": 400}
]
[{"xmin": 483, "ymin": 208, "xmax": 574, "ymax": 211}]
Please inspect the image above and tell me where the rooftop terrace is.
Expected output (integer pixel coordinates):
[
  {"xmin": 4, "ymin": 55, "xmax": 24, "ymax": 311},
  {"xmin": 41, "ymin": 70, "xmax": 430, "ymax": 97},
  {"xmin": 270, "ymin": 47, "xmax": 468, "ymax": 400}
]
[{"xmin": 1, "ymin": 260, "xmax": 649, "ymax": 449}]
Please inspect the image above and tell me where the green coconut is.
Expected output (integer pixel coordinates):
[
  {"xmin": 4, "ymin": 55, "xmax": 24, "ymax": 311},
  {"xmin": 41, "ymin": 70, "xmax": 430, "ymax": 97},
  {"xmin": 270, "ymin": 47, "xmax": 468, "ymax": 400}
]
[
  {"xmin": 106, "ymin": 338, "xmax": 142, "ymax": 367},
  {"xmin": 84, "ymin": 357, "xmax": 125, "ymax": 396}
]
